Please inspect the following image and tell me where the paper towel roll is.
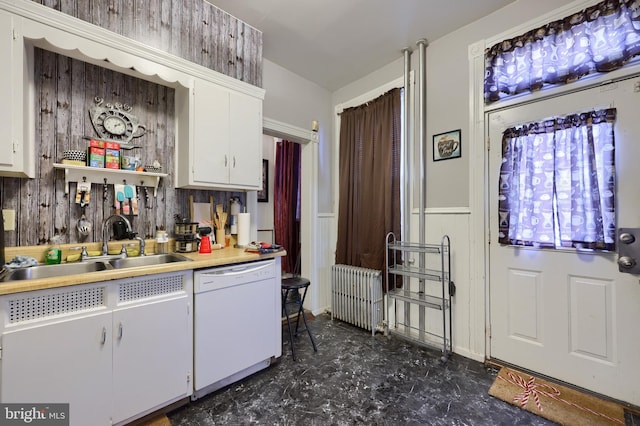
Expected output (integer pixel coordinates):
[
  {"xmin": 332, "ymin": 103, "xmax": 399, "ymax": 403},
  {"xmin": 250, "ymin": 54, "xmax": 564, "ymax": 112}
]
[{"xmin": 237, "ymin": 212, "xmax": 250, "ymax": 247}]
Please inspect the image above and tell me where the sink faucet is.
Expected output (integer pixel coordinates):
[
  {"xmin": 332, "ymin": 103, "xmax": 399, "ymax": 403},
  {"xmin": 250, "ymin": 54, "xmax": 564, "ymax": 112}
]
[
  {"xmin": 133, "ymin": 235, "xmax": 146, "ymax": 256},
  {"xmin": 102, "ymin": 214, "xmax": 133, "ymax": 256}
]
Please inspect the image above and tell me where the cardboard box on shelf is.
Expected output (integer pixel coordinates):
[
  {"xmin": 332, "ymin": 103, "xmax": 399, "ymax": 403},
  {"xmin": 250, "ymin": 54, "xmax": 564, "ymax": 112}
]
[
  {"xmin": 89, "ymin": 139, "xmax": 120, "ymax": 148},
  {"xmin": 88, "ymin": 147, "xmax": 105, "ymax": 168},
  {"xmin": 105, "ymin": 148, "xmax": 120, "ymax": 169}
]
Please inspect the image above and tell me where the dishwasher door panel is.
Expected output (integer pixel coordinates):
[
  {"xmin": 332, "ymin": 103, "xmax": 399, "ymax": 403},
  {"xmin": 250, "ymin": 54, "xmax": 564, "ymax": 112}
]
[
  {"xmin": 195, "ymin": 260, "xmax": 276, "ymax": 292},
  {"xmin": 194, "ymin": 275, "xmax": 277, "ymax": 390}
]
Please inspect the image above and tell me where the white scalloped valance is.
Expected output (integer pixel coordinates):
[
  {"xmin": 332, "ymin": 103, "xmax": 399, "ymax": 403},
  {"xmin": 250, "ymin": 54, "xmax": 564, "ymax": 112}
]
[{"xmin": 26, "ymin": 33, "xmax": 192, "ymax": 88}]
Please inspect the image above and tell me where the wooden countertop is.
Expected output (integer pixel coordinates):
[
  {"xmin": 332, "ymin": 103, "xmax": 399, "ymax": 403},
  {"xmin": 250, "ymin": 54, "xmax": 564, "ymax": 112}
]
[{"xmin": 0, "ymin": 248, "xmax": 286, "ymax": 296}]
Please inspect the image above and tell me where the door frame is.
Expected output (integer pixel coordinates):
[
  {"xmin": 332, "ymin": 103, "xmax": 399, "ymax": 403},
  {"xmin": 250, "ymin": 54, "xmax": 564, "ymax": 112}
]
[
  {"xmin": 468, "ymin": 0, "xmax": 640, "ymax": 361},
  {"xmin": 249, "ymin": 117, "xmax": 319, "ymax": 313}
]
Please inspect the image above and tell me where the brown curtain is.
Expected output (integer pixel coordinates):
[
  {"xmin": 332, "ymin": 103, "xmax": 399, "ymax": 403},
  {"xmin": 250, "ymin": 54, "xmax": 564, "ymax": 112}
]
[
  {"xmin": 335, "ymin": 88, "xmax": 401, "ymax": 290},
  {"xmin": 274, "ymin": 140, "xmax": 302, "ymax": 274}
]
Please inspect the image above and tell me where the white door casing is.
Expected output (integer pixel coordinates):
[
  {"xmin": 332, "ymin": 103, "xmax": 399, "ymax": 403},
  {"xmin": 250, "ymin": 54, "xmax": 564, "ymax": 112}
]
[
  {"xmin": 261, "ymin": 118, "xmax": 320, "ymax": 314},
  {"xmin": 488, "ymin": 77, "xmax": 640, "ymax": 406}
]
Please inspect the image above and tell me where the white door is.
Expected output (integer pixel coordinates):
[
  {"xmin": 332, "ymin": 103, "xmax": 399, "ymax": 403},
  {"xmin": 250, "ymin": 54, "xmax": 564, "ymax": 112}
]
[{"xmin": 488, "ymin": 77, "xmax": 640, "ymax": 406}]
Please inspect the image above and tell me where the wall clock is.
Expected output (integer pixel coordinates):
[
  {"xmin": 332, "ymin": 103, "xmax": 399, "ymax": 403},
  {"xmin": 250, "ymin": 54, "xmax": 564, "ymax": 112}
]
[{"xmin": 89, "ymin": 97, "xmax": 146, "ymax": 147}]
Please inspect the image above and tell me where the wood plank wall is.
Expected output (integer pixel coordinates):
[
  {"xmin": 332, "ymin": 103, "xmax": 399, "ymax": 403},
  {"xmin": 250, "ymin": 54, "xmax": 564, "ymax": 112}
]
[{"xmin": 0, "ymin": 0, "xmax": 262, "ymax": 247}]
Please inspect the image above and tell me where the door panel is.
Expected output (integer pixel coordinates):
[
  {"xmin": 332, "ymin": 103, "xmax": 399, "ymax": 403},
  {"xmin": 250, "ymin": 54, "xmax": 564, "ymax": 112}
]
[
  {"xmin": 568, "ymin": 276, "xmax": 613, "ymax": 363},
  {"xmin": 488, "ymin": 77, "xmax": 640, "ymax": 406},
  {"xmin": 506, "ymin": 268, "xmax": 542, "ymax": 344}
]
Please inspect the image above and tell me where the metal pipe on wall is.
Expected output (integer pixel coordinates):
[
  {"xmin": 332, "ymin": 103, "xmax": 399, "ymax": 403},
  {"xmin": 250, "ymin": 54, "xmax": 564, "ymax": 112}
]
[
  {"xmin": 402, "ymin": 46, "xmax": 412, "ymax": 329},
  {"xmin": 416, "ymin": 39, "xmax": 427, "ymax": 246},
  {"xmin": 416, "ymin": 39, "xmax": 427, "ymax": 251},
  {"xmin": 402, "ymin": 47, "xmax": 412, "ymax": 242},
  {"xmin": 416, "ymin": 38, "xmax": 428, "ymax": 338}
]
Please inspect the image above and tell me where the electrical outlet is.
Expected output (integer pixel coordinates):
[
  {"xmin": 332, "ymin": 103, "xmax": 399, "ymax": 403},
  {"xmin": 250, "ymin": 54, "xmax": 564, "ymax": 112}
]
[{"xmin": 2, "ymin": 209, "xmax": 15, "ymax": 231}]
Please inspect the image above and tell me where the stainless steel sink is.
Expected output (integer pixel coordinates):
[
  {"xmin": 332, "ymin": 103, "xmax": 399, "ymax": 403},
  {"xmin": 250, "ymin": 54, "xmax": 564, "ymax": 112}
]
[
  {"xmin": 108, "ymin": 253, "xmax": 192, "ymax": 269},
  {"xmin": 1, "ymin": 260, "xmax": 113, "ymax": 281},
  {"xmin": 0, "ymin": 253, "xmax": 191, "ymax": 282}
]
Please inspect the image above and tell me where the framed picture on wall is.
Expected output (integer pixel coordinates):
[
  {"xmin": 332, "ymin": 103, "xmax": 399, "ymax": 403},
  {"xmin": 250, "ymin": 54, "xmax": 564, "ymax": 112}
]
[
  {"xmin": 258, "ymin": 159, "xmax": 269, "ymax": 202},
  {"xmin": 433, "ymin": 129, "xmax": 461, "ymax": 161}
]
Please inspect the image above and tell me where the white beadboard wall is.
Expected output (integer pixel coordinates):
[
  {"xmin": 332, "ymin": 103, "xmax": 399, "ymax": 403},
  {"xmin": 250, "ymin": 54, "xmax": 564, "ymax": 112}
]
[
  {"xmin": 313, "ymin": 214, "xmax": 337, "ymax": 315},
  {"xmin": 411, "ymin": 209, "xmax": 481, "ymax": 361},
  {"xmin": 318, "ymin": 209, "xmax": 480, "ymax": 361}
]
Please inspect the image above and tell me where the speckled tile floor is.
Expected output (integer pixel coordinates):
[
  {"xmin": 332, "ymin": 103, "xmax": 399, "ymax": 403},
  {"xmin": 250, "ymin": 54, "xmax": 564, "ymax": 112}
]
[{"xmin": 168, "ymin": 314, "xmax": 638, "ymax": 425}]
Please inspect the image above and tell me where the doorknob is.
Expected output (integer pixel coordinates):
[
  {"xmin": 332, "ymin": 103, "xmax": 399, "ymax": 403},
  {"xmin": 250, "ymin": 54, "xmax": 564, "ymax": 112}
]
[
  {"xmin": 617, "ymin": 228, "xmax": 640, "ymax": 274},
  {"xmin": 620, "ymin": 232, "xmax": 635, "ymax": 244},
  {"xmin": 618, "ymin": 256, "xmax": 636, "ymax": 269}
]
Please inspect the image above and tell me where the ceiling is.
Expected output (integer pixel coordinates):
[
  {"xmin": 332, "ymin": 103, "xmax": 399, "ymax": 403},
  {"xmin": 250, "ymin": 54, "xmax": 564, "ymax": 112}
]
[{"xmin": 209, "ymin": 0, "xmax": 515, "ymax": 91}]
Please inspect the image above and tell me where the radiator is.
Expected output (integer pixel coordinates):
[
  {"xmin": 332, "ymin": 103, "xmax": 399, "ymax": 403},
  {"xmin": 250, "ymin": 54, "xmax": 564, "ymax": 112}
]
[{"xmin": 331, "ymin": 264, "xmax": 383, "ymax": 336}]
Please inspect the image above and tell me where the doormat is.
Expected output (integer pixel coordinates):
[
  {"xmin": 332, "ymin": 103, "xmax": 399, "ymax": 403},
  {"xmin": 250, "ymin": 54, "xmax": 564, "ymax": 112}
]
[
  {"xmin": 488, "ymin": 366, "xmax": 625, "ymax": 425},
  {"xmin": 136, "ymin": 414, "xmax": 172, "ymax": 426}
]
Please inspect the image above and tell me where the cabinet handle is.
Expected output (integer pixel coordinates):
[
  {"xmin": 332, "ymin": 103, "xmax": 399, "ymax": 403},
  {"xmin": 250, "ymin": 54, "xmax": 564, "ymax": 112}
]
[
  {"xmin": 118, "ymin": 322, "xmax": 124, "ymax": 340},
  {"xmin": 224, "ymin": 155, "xmax": 228, "ymax": 167},
  {"xmin": 100, "ymin": 327, "xmax": 107, "ymax": 345},
  {"xmin": 233, "ymin": 156, "xmax": 236, "ymax": 168}
]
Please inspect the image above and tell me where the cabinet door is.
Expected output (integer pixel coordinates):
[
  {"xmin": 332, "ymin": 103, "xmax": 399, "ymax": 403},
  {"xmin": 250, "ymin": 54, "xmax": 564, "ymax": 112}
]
[
  {"xmin": 0, "ymin": 11, "xmax": 31, "ymax": 178},
  {"xmin": 0, "ymin": 11, "xmax": 13, "ymax": 168},
  {"xmin": 192, "ymin": 79, "xmax": 230, "ymax": 186},
  {"xmin": 0, "ymin": 312, "xmax": 113, "ymax": 426},
  {"xmin": 112, "ymin": 296, "xmax": 190, "ymax": 424},
  {"xmin": 229, "ymin": 91, "xmax": 262, "ymax": 188}
]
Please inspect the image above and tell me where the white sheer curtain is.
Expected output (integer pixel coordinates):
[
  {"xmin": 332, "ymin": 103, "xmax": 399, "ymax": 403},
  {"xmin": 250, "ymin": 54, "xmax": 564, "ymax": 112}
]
[{"xmin": 498, "ymin": 108, "xmax": 617, "ymax": 250}]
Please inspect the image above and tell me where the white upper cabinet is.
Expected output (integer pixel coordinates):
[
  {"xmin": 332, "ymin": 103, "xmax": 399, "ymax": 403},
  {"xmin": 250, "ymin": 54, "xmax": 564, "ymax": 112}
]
[
  {"xmin": 175, "ymin": 78, "xmax": 262, "ymax": 190},
  {"xmin": 0, "ymin": 10, "xmax": 34, "ymax": 178},
  {"xmin": 229, "ymin": 90, "xmax": 262, "ymax": 187}
]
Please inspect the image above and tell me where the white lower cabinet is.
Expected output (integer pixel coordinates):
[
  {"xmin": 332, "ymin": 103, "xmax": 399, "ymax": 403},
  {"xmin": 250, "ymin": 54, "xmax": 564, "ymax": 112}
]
[
  {"xmin": 112, "ymin": 295, "xmax": 191, "ymax": 424},
  {"xmin": 1, "ymin": 310, "xmax": 113, "ymax": 425},
  {"xmin": 0, "ymin": 271, "xmax": 193, "ymax": 426}
]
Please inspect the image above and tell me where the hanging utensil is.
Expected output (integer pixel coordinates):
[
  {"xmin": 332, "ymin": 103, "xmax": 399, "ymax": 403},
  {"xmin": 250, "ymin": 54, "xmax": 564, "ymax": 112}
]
[
  {"xmin": 103, "ymin": 179, "xmax": 108, "ymax": 212},
  {"xmin": 124, "ymin": 184, "xmax": 135, "ymax": 220},
  {"xmin": 77, "ymin": 213, "xmax": 92, "ymax": 236},
  {"xmin": 136, "ymin": 185, "xmax": 143, "ymax": 210},
  {"xmin": 144, "ymin": 186, "xmax": 152, "ymax": 209},
  {"xmin": 79, "ymin": 190, "xmax": 87, "ymax": 208},
  {"xmin": 77, "ymin": 203, "xmax": 92, "ymax": 237},
  {"xmin": 116, "ymin": 191, "xmax": 126, "ymax": 214}
]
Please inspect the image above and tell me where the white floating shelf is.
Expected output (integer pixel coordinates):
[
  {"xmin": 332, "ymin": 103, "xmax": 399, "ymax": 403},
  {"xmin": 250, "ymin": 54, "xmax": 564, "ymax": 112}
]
[{"xmin": 53, "ymin": 163, "xmax": 167, "ymax": 197}]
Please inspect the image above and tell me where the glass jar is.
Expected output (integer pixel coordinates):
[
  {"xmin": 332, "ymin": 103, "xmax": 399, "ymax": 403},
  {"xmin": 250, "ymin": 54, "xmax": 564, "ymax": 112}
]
[{"xmin": 155, "ymin": 230, "xmax": 169, "ymax": 254}]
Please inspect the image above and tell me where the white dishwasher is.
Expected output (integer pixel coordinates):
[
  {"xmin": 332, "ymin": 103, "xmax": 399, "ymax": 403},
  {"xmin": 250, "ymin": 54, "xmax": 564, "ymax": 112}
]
[{"xmin": 193, "ymin": 259, "xmax": 281, "ymax": 399}]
